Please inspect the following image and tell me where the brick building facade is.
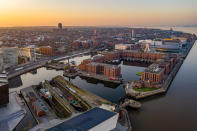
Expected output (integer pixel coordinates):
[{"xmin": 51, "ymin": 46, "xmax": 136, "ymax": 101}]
[{"xmin": 39, "ymin": 46, "xmax": 53, "ymax": 56}]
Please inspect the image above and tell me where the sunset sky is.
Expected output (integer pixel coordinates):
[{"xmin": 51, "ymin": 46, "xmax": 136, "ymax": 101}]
[{"xmin": 0, "ymin": 0, "xmax": 197, "ymax": 27}]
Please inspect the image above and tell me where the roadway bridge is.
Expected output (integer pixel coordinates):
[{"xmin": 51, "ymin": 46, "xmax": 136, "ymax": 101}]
[{"xmin": 7, "ymin": 50, "xmax": 91, "ymax": 79}]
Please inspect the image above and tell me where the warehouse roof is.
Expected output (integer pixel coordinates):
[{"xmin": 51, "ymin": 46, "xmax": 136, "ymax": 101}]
[
  {"xmin": 145, "ymin": 64, "xmax": 164, "ymax": 73},
  {"xmin": 87, "ymin": 62, "xmax": 120, "ymax": 69},
  {"xmin": 47, "ymin": 107, "xmax": 117, "ymax": 131}
]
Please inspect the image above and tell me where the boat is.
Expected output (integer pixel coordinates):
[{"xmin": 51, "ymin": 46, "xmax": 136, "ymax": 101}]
[
  {"xmin": 110, "ymin": 77, "xmax": 115, "ymax": 80},
  {"xmin": 68, "ymin": 97, "xmax": 83, "ymax": 111},
  {"xmin": 121, "ymin": 98, "xmax": 141, "ymax": 109}
]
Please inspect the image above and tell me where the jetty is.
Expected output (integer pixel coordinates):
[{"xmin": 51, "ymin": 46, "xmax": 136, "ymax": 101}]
[{"xmin": 121, "ymin": 98, "xmax": 141, "ymax": 109}]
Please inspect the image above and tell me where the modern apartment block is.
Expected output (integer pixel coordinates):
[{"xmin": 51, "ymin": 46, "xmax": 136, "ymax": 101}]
[{"xmin": 0, "ymin": 47, "xmax": 19, "ymax": 70}]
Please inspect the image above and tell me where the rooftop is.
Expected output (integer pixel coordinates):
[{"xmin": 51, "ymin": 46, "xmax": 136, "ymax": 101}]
[
  {"xmin": 0, "ymin": 92, "xmax": 25, "ymax": 131},
  {"xmin": 145, "ymin": 64, "xmax": 164, "ymax": 74},
  {"xmin": 87, "ymin": 62, "xmax": 120, "ymax": 69},
  {"xmin": 46, "ymin": 107, "xmax": 117, "ymax": 131},
  {"xmin": 123, "ymin": 49, "xmax": 164, "ymax": 54}
]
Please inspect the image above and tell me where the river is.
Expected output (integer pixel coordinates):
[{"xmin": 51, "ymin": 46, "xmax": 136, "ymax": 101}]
[{"xmin": 9, "ymin": 27, "xmax": 197, "ymax": 131}]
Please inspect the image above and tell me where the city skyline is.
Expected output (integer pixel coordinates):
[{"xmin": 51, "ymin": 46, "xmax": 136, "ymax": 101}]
[{"xmin": 0, "ymin": 0, "xmax": 197, "ymax": 27}]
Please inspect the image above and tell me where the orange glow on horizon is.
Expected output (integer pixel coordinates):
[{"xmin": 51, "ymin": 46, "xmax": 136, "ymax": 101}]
[{"xmin": 0, "ymin": 0, "xmax": 197, "ymax": 27}]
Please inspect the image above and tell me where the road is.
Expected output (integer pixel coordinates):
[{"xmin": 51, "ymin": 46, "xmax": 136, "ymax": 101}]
[{"xmin": 7, "ymin": 50, "xmax": 91, "ymax": 79}]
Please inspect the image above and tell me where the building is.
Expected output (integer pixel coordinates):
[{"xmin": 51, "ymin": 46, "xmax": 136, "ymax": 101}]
[
  {"xmin": 103, "ymin": 51, "xmax": 121, "ymax": 61},
  {"xmin": 46, "ymin": 107, "xmax": 118, "ymax": 131},
  {"xmin": 0, "ymin": 47, "xmax": 18, "ymax": 70},
  {"xmin": 39, "ymin": 46, "xmax": 53, "ymax": 56},
  {"xmin": 32, "ymin": 99, "xmax": 47, "ymax": 117},
  {"xmin": 86, "ymin": 62, "xmax": 103, "ymax": 74},
  {"xmin": 86, "ymin": 62, "xmax": 121, "ymax": 78},
  {"xmin": 0, "ymin": 72, "xmax": 9, "ymax": 106},
  {"xmin": 115, "ymin": 44, "xmax": 132, "ymax": 50},
  {"xmin": 0, "ymin": 92, "xmax": 25, "ymax": 131},
  {"xmin": 0, "ymin": 52, "xmax": 3, "ymax": 72},
  {"xmin": 172, "ymin": 37, "xmax": 187, "ymax": 43},
  {"xmin": 131, "ymin": 28, "xmax": 135, "ymax": 39},
  {"xmin": 18, "ymin": 47, "xmax": 35, "ymax": 61},
  {"xmin": 162, "ymin": 39, "xmax": 181, "ymax": 48},
  {"xmin": 78, "ymin": 55, "xmax": 105, "ymax": 71},
  {"xmin": 153, "ymin": 40, "xmax": 163, "ymax": 46},
  {"xmin": 156, "ymin": 59, "xmax": 171, "ymax": 74},
  {"xmin": 26, "ymin": 91, "xmax": 47, "ymax": 117},
  {"xmin": 122, "ymin": 50, "xmax": 165, "ymax": 61},
  {"xmin": 58, "ymin": 23, "xmax": 63, "ymax": 30},
  {"xmin": 0, "ymin": 49, "xmax": 8, "ymax": 106},
  {"xmin": 104, "ymin": 64, "xmax": 121, "ymax": 78},
  {"xmin": 142, "ymin": 64, "xmax": 164, "ymax": 83}
]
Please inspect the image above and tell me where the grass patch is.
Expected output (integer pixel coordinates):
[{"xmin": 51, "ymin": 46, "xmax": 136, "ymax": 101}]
[
  {"xmin": 134, "ymin": 87, "xmax": 158, "ymax": 92},
  {"xmin": 136, "ymin": 72, "xmax": 142, "ymax": 76}
]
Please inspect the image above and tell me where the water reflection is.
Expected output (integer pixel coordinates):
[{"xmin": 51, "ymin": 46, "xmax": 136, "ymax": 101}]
[
  {"xmin": 29, "ymin": 69, "xmax": 37, "ymax": 75},
  {"xmin": 123, "ymin": 61, "xmax": 151, "ymax": 67},
  {"xmin": 8, "ymin": 27, "xmax": 197, "ymax": 131},
  {"xmin": 78, "ymin": 75, "xmax": 120, "ymax": 88}
]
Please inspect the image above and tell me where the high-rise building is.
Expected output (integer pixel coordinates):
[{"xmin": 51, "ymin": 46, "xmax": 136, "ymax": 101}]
[
  {"xmin": 131, "ymin": 28, "xmax": 135, "ymax": 39},
  {"xmin": 58, "ymin": 23, "xmax": 63, "ymax": 30},
  {"xmin": 94, "ymin": 29, "xmax": 97, "ymax": 35},
  {"xmin": 1, "ymin": 47, "xmax": 18, "ymax": 70},
  {"xmin": 0, "ymin": 51, "xmax": 3, "ymax": 72}
]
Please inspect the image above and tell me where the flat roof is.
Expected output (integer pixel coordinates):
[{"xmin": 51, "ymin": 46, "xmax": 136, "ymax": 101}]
[
  {"xmin": 47, "ymin": 107, "xmax": 117, "ymax": 131},
  {"xmin": 145, "ymin": 64, "xmax": 164, "ymax": 74},
  {"xmin": 87, "ymin": 62, "xmax": 120, "ymax": 69},
  {"xmin": 123, "ymin": 50, "xmax": 164, "ymax": 54},
  {"xmin": 0, "ymin": 92, "xmax": 25, "ymax": 131}
]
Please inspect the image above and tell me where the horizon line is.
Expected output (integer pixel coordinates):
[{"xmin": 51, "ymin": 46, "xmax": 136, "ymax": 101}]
[{"xmin": 0, "ymin": 24, "xmax": 197, "ymax": 28}]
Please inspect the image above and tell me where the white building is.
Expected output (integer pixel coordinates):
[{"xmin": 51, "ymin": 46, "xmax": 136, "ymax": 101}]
[
  {"xmin": 1, "ymin": 47, "xmax": 18, "ymax": 69},
  {"xmin": 139, "ymin": 39, "xmax": 163, "ymax": 46},
  {"xmin": 0, "ymin": 41, "xmax": 3, "ymax": 45},
  {"xmin": 115, "ymin": 44, "xmax": 132, "ymax": 50},
  {"xmin": 153, "ymin": 40, "xmax": 163, "ymax": 46},
  {"xmin": 139, "ymin": 40, "xmax": 154, "ymax": 45},
  {"xmin": 18, "ymin": 46, "xmax": 35, "ymax": 61}
]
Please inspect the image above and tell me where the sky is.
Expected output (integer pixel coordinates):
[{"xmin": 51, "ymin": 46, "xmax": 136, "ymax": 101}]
[{"xmin": 0, "ymin": 0, "xmax": 197, "ymax": 27}]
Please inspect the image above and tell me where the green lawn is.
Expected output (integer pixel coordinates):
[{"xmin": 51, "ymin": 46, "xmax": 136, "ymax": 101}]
[
  {"xmin": 136, "ymin": 72, "xmax": 142, "ymax": 76},
  {"xmin": 134, "ymin": 87, "xmax": 158, "ymax": 92}
]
